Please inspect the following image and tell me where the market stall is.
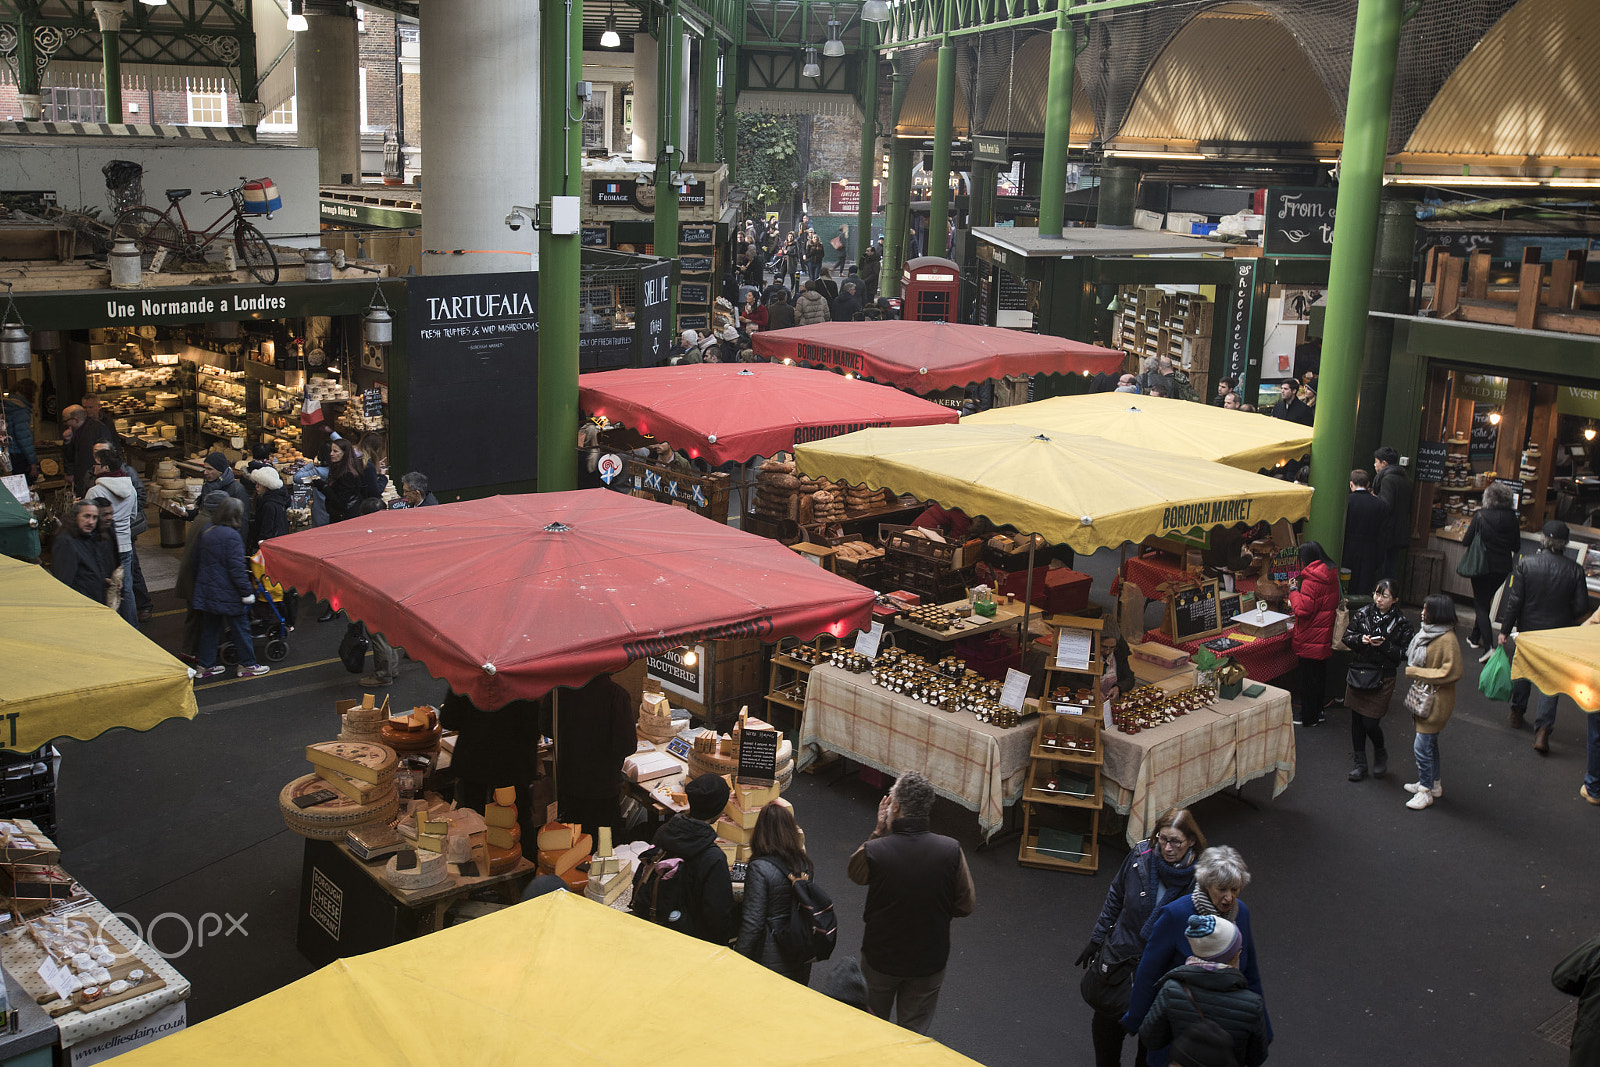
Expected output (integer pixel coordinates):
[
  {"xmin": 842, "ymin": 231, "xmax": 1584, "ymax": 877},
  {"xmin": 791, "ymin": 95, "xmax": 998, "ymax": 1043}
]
[
  {"xmin": 111, "ymin": 892, "xmax": 981, "ymax": 1066},
  {"xmin": 749, "ymin": 320, "xmax": 1122, "ymax": 394},
  {"xmin": 963, "ymin": 391, "xmax": 1313, "ymax": 472}
]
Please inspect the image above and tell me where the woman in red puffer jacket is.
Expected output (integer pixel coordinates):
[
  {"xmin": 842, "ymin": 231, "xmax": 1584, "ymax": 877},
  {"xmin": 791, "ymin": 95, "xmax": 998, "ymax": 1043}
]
[{"xmin": 1287, "ymin": 541, "xmax": 1341, "ymax": 727}]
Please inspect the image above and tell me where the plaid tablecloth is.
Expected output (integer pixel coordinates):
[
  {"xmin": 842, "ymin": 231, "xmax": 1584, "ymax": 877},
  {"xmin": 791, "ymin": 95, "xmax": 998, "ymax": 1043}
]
[
  {"xmin": 1142, "ymin": 626, "xmax": 1299, "ymax": 683},
  {"xmin": 799, "ymin": 664, "xmax": 1035, "ymax": 839},
  {"xmin": 1101, "ymin": 683, "xmax": 1295, "ymax": 845}
]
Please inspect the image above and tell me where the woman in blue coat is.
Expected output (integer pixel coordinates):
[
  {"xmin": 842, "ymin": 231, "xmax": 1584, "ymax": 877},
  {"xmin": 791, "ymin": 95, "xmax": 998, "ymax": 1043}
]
[
  {"xmin": 193, "ymin": 498, "xmax": 270, "ymax": 680},
  {"xmin": 1076, "ymin": 809, "xmax": 1206, "ymax": 1067},
  {"xmin": 1122, "ymin": 846, "xmax": 1270, "ymax": 1066}
]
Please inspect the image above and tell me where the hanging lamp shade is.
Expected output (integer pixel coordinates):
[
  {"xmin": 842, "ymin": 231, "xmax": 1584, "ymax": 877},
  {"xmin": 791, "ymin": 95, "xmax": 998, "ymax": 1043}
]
[
  {"xmin": 861, "ymin": 0, "xmax": 891, "ymax": 23},
  {"xmin": 600, "ymin": 13, "xmax": 621, "ymax": 48},
  {"xmin": 802, "ymin": 48, "xmax": 821, "ymax": 78},
  {"xmin": 823, "ymin": 20, "xmax": 845, "ymax": 57},
  {"xmin": 287, "ymin": 0, "xmax": 308, "ymax": 31}
]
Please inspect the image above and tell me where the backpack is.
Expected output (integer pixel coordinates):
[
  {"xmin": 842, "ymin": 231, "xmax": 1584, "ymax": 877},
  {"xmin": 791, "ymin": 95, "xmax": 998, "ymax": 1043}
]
[
  {"xmin": 338, "ymin": 621, "xmax": 370, "ymax": 674},
  {"xmin": 772, "ymin": 867, "xmax": 837, "ymax": 965},
  {"xmin": 630, "ymin": 846, "xmax": 691, "ymax": 933}
]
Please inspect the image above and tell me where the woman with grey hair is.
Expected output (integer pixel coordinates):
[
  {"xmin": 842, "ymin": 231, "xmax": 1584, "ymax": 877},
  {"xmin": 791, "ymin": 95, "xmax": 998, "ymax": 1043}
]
[
  {"xmin": 1122, "ymin": 846, "xmax": 1271, "ymax": 1066},
  {"xmin": 1460, "ymin": 481, "xmax": 1520, "ymax": 658}
]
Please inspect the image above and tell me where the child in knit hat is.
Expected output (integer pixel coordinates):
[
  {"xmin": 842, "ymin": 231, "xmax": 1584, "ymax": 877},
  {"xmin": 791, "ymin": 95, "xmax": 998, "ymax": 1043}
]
[{"xmin": 1137, "ymin": 914, "xmax": 1268, "ymax": 1066}]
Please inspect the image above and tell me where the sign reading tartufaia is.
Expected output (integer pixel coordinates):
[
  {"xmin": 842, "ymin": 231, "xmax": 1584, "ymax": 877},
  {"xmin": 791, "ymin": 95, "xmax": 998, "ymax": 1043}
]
[{"xmin": 1160, "ymin": 498, "xmax": 1256, "ymax": 533}]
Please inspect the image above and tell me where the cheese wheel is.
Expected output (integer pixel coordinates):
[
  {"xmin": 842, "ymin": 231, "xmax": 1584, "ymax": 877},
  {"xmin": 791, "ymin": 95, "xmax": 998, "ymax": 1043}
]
[
  {"xmin": 487, "ymin": 843, "xmax": 522, "ymax": 876},
  {"xmin": 278, "ymin": 774, "xmax": 399, "ymax": 840},
  {"xmin": 379, "ymin": 721, "xmax": 442, "ymax": 753},
  {"xmin": 385, "ymin": 850, "xmax": 448, "ymax": 891}
]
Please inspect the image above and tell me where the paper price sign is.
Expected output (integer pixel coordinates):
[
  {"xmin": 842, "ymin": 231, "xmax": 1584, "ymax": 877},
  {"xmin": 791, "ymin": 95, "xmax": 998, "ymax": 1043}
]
[{"xmin": 853, "ymin": 621, "xmax": 884, "ymax": 658}]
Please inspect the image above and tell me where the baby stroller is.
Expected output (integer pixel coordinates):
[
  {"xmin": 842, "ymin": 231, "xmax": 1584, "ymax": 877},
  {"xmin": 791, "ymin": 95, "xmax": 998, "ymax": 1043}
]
[{"xmin": 218, "ymin": 563, "xmax": 294, "ymax": 664}]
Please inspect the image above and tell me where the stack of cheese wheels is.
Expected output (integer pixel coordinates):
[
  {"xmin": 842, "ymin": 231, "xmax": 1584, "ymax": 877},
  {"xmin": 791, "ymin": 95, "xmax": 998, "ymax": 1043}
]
[
  {"xmin": 483, "ymin": 788, "xmax": 525, "ymax": 875},
  {"xmin": 535, "ymin": 821, "xmax": 592, "ymax": 890},
  {"xmin": 339, "ymin": 695, "xmax": 387, "ymax": 744},
  {"xmin": 279, "ymin": 741, "xmax": 399, "ymax": 839},
  {"xmin": 384, "ymin": 848, "xmax": 448, "ymax": 891},
  {"xmin": 636, "ymin": 689, "xmax": 679, "ymax": 744},
  {"xmin": 155, "ymin": 460, "xmax": 180, "ymax": 480},
  {"xmin": 685, "ymin": 720, "xmax": 795, "ymax": 793}
]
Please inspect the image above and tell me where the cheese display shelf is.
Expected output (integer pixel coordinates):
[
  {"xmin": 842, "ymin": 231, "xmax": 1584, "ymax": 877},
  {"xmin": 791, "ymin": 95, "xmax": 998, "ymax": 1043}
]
[{"xmin": 1018, "ymin": 616, "xmax": 1105, "ymax": 874}]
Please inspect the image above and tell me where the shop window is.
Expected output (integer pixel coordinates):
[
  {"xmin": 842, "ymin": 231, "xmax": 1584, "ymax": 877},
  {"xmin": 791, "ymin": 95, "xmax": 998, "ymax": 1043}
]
[
  {"xmin": 42, "ymin": 87, "xmax": 105, "ymax": 123},
  {"xmin": 188, "ymin": 91, "xmax": 227, "ymax": 126},
  {"xmin": 261, "ymin": 95, "xmax": 296, "ymax": 132},
  {"xmin": 583, "ymin": 84, "xmax": 612, "ymax": 154}
]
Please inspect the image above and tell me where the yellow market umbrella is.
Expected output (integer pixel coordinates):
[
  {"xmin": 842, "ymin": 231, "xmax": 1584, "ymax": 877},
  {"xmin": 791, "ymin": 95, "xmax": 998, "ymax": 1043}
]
[
  {"xmin": 1509, "ymin": 625, "xmax": 1600, "ymax": 711},
  {"xmin": 794, "ymin": 422, "xmax": 1314, "ymax": 554},
  {"xmin": 112, "ymin": 890, "xmax": 981, "ymax": 1067},
  {"xmin": 964, "ymin": 392, "xmax": 1312, "ymax": 472},
  {"xmin": 0, "ymin": 555, "xmax": 197, "ymax": 751}
]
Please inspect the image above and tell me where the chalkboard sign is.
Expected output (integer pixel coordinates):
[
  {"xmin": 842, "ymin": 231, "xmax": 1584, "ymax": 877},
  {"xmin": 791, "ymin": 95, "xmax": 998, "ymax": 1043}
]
[
  {"xmin": 680, "ymin": 224, "xmax": 714, "ymax": 245},
  {"xmin": 362, "ymin": 388, "xmax": 383, "ymax": 418},
  {"xmin": 1168, "ymin": 580, "xmax": 1223, "ymax": 641},
  {"xmin": 1471, "ymin": 405, "xmax": 1498, "ymax": 459},
  {"xmin": 1415, "ymin": 441, "xmax": 1448, "ymax": 483},
  {"xmin": 581, "ymin": 226, "xmax": 611, "ymax": 247},
  {"xmin": 680, "ymin": 282, "xmax": 711, "ymax": 305},
  {"xmin": 737, "ymin": 727, "xmax": 779, "ymax": 784},
  {"xmin": 1268, "ymin": 547, "xmax": 1302, "ymax": 585},
  {"xmin": 679, "ymin": 313, "xmax": 709, "ymax": 332},
  {"xmin": 681, "ymin": 256, "xmax": 713, "ymax": 274},
  {"xmin": 1264, "ymin": 187, "xmax": 1337, "ymax": 257}
]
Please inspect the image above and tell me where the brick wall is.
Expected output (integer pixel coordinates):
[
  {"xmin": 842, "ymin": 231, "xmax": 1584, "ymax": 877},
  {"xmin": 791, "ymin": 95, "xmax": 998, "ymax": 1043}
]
[
  {"xmin": 360, "ymin": 10, "xmax": 397, "ymax": 131},
  {"xmin": 810, "ymin": 112, "xmax": 865, "ymax": 182}
]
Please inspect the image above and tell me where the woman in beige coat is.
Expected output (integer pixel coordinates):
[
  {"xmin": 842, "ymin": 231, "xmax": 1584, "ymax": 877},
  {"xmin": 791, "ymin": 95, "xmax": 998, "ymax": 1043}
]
[{"xmin": 1403, "ymin": 594, "xmax": 1463, "ymax": 810}]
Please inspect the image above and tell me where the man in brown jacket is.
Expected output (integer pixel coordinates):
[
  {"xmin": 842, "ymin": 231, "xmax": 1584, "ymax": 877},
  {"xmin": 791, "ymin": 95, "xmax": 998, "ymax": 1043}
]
[{"xmin": 847, "ymin": 769, "xmax": 976, "ymax": 1034}]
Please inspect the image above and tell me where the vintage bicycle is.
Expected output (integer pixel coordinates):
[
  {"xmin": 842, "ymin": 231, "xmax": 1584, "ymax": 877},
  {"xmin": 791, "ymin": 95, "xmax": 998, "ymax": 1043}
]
[{"xmin": 112, "ymin": 178, "xmax": 280, "ymax": 285}]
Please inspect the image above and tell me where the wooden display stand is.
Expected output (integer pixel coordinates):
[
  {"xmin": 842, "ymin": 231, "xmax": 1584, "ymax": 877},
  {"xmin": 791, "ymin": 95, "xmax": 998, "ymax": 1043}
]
[
  {"xmin": 763, "ymin": 636, "xmax": 837, "ymax": 739},
  {"xmin": 1018, "ymin": 616, "xmax": 1104, "ymax": 874}
]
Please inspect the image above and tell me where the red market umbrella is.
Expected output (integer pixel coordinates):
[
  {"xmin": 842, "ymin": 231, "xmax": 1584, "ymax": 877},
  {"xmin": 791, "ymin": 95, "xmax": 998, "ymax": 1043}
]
[
  {"xmin": 578, "ymin": 363, "xmax": 958, "ymax": 465},
  {"xmin": 750, "ymin": 320, "xmax": 1123, "ymax": 393},
  {"xmin": 258, "ymin": 490, "xmax": 873, "ymax": 709}
]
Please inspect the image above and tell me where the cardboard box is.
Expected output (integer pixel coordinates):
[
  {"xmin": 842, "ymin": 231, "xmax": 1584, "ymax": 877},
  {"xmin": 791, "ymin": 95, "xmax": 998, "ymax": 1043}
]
[{"xmin": 1129, "ymin": 641, "xmax": 1192, "ymax": 670}]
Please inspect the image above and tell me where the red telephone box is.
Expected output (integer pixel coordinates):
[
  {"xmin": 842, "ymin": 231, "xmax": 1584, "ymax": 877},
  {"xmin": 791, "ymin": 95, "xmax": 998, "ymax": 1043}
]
[{"xmin": 901, "ymin": 256, "xmax": 961, "ymax": 323}]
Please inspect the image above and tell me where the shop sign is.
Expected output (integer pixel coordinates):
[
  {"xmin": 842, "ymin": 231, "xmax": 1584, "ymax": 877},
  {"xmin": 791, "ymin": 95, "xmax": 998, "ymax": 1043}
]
[
  {"xmin": 21, "ymin": 280, "xmax": 388, "ymax": 330},
  {"xmin": 318, "ymin": 199, "xmax": 421, "ymax": 230},
  {"xmin": 1225, "ymin": 260, "xmax": 1257, "ymax": 385},
  {"xmin": 680, "ymin": 224, "xmax": 714, "ymax": 245},
  {"xmin": 405, "ymin": 272, "xmax": 539, "ymax": 493},
  {"xmin": 1158, "ymin": 497, "xmax": 1257, "ymax": 535},
  {"xmin": 828, "ymin": 179, "xmax": 884, "ymax": 215},
  {"xmin": 592, "ymin": 179, "xmax": 638, "ymax": 206},
  {"xmin": 973, "ymin": 135, "xmax": 1009, "ymax": 165},
  {"xmin": 596, "ymin": 453, "xmax": 623, "ymax": 484},
  {"xmin": 1556, "ymin": 386, "xmax": 1600, "ymax": 420},
  {"xmin": 1454, "ymin": 374, "xmax": 1507, "ymax": 404},
  {"xmin": 638, "ymin": 260, "xmax": 673, "ymax": 365},
  {"xmin": 679, "ymin": 181, "xmax": 708, "ymax": 207},
  {"xmin": 579, "ymin": 329, "xmax": 637, "ymax": 372},
  {"xmin": 1414, "ymin": 441, "xmax": 1448, "ymax": 483},
  {"xmin": 1263, "ymin": 187, "xmax": 1337, "ymax": 256},
  {"xmin": 646, "ymin": 644, "xmax": 705, "ymax": 704}
]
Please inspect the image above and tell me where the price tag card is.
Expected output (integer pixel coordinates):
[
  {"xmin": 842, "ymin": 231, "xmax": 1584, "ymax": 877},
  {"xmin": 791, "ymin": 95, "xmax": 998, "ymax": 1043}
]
[
  {"xmin": 1055, "ymin": 627, "xmax": 1093, "ymax": 670},
  {"xmin": 38, "ymin": 957, "xmax": 76, "ymax": 1002},
  {"xmin": 1000, "ymin": 668, "xmax": 1030, "ymax": 711},
  {"xmin": 853, "ymin": 621, "xmax": 884, "ymax": 658},
  {"xmin": 1, "ymin": 474, "xmax": 28, "ymax": 504},
  {"xmin": 736, "ymin": 728, "xmax": 779, "ymax": 784}
]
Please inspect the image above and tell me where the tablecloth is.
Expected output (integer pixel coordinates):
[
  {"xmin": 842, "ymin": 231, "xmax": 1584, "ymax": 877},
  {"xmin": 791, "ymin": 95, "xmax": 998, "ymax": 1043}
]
[
  {"xmin": 1100, "ymin": 683, "xmax": 1295, "ymax": 844},
  {"xmin": 1, "ymin": 899, "xmax": 191, "ymax": 1048},
  {"xmin": 799, "ymin": 664, "xmax": 1035, "ymax": 839},
  {"xmin": 1142, "ymin": 626, "xmax": 1299, "ymax": 683}
]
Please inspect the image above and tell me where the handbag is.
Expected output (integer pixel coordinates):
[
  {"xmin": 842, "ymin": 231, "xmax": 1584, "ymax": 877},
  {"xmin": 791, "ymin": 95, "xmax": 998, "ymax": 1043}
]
[
  {"xmin": 1404, "ymin": 679, "xmax": 1437, "ymax": 720},
  {"xmin": 338, "ymin": 621, "xmax": 370, "ymax": 674},
  {"xmin": 1331, "ymin": 600, "xmax": 1351, "ymax": 651},
  {"xmin": 1079, "ymin": 944, "xmax": 1138, "ymax": 1015},
  {"xmin": 1347, "ymin": 664, "xmax": 1384, "ymax": 691},
  {"xmin": 1456, "ymin": 533, "xmax": 1489, "ymax": 578}
]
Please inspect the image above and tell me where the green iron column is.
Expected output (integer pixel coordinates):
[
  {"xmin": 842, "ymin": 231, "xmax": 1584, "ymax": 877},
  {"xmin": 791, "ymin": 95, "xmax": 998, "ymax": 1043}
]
[
  {"xmin": 696, "ymin": 36, "xmax": 718, "ymax": 162},
  {"xmin": 1036, "ymin": 6, "xmax": 1076, "ymax": 238},
  {"xmin": 92, "ymin": 2, "xmax": 124, "ymax": 120},
  {"xmin": 880, "ymin": 65, "xmax": 913, "ymax": 298},
  {"xmin": 1306, "ymin": 0, "xmax": 1406, "ymax": 558},
  {"xmin": 969, "ymin": 163, "xmax": 994, "ymax": 227},
  {"xmin": 721, "ymin": 42, "xmax": 738, "ymax": 180},
  {"xmin": 1352, "ymin": 194, "xmax": 1417, "ymax": 465},
  {"xmin": 855, "ymin": 25, "xmax": 880, "ymax": 269},
  {"xmin": 537, "ymin": 0, "xmax": 584, "ymax": 492},
  {"xmin": 654, "ymin": 11, "xmax": 682, "ymax": 261},
  {"xmin": 928, "ymin": 23, "xmax": 955, "ymax": 259}
]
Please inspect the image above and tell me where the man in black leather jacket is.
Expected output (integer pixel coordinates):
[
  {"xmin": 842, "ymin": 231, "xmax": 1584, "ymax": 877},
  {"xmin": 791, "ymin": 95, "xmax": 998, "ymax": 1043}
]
[{"xmin": 1498, "ymin": 520, "xmax": 1592, "ymax": 753}]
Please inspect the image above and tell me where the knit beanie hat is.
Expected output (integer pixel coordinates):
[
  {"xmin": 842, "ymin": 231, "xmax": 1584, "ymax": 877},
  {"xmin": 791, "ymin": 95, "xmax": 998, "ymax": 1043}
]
[
  {"xmin": 1169, "ymin": 1019, "xmax": 1240, "ymax": 1067},
  {"xmin": 684, "ymin": 773, "xmax": 730, "ymax": 820},
  {"xmin": 248, "ymin": 466, "xmax": 283, "ymax": 491},
  {"xmin": 1185, "ymin": 913, "xmax": 1242, "ymax": 963},
  {"xmin": 205, "ymin": 452, "xmax": 230, "ymax": 473}
]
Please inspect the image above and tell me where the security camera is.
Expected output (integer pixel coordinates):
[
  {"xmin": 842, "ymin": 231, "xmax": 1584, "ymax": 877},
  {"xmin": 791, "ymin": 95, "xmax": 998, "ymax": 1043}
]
[{"xmin": 505, "ymin": 212, "xmax": 523, "ymax": 231}]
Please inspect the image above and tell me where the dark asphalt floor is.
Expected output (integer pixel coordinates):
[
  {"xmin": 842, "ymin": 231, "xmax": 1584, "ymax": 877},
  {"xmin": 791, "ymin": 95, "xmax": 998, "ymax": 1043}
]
[{"xmin": 52, "ymin": 561, "xmax": 1596, "ymax": 1064}]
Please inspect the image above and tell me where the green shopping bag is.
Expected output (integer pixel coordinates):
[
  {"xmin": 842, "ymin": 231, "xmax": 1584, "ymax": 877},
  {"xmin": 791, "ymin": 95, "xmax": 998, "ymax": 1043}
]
[{"xmin": 1479, "ymin": 645, "xmax": 1513, "ymax": 702}]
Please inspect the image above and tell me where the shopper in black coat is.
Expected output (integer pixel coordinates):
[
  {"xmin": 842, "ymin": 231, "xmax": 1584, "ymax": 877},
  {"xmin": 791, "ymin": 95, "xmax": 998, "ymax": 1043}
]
[
  {"xmin": 50, "ymin": 500, "xmax": 114, "ymax": 603},
  {"xmin": 737, "ymin": 802, "xmax": 815, "ymax": 986},
  {"xmin": 1078, "ymin": 810, "xmax": 1205, "ymax": 1067},
  {"xmin": 1138, "ymin": 914, "xmax": 1268, "ymax": 1067},
  {"xmin": 649, "ymin": 775, "xmax": 738, "ymax": 945},
  {"xmin": 312, "ymin": 440, "xmax": 364, "ymax": 524},
  {"xmin": 441, "ymin": 689, "xmax": 545, "ymax": 853},
  {"xmin": 247, "ymin": 466, "xmax": 291, "ymax": 552},
  {"xmin": 551, "ymin": 672, "xmax": 636, "ymax": 842},
  {"xmin": 1342, "ymin": 579, "xmax": 1413, "ymax": 781},
  {"xmin": 1462, "ymin": 483, "xmax": 1521, "ymax": 649},
  {"xmin": 1372, "ymin": 446, "xmax": 1412, "ymax": 580},
  {"xmin": 1342, "ymin": 470, "xmax": 1390, "ymax": 597},
  {"xmin": 1499, "ymin": 520, "xmax": 1593, "ymax": 749}
]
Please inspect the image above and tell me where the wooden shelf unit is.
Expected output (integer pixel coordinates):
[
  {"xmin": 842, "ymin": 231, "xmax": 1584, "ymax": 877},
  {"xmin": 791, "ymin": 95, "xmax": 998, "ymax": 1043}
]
[
  {"xmin": 763, "ymin": 637, "xmax": 839, "ymax": 738},
  {"xmin": 1018, "ymin": 615, "xmax": 1105, "ymax": 874}
]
